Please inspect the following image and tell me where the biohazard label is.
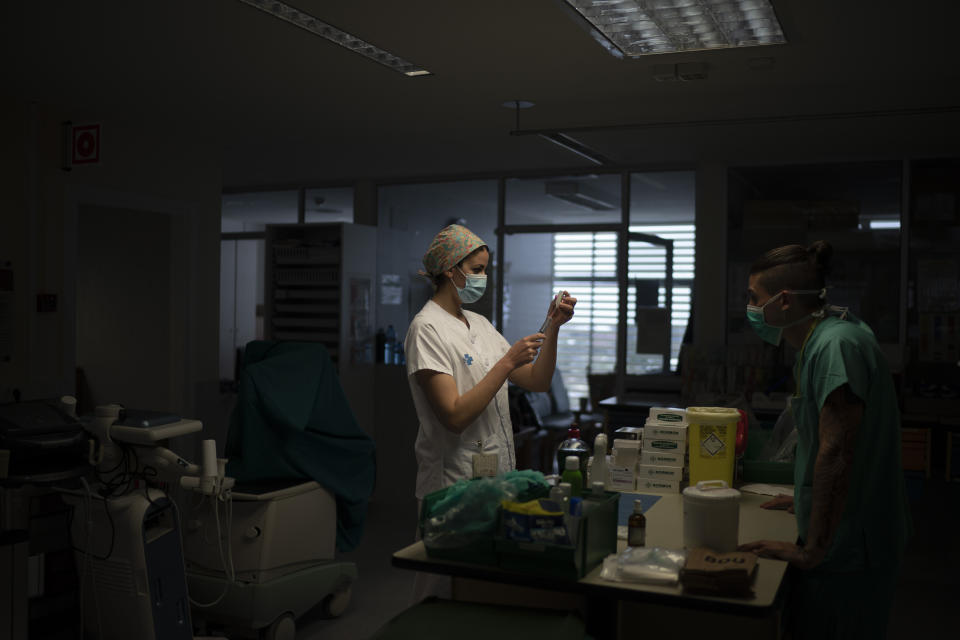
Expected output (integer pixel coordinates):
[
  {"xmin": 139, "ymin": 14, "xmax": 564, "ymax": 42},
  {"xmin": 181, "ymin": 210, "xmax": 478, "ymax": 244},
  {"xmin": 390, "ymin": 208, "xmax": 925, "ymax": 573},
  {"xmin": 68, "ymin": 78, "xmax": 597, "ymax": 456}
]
[{"xmin": 699, "ymin": 425, "xmax": 727, "ymax": 458}]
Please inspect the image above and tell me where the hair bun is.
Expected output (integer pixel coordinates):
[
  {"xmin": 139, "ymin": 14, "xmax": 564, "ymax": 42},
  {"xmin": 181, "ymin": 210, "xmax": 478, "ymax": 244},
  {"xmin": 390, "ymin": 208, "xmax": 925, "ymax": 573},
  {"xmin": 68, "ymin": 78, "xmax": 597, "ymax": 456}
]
[{"xmin": 807, "ymin": 240, "xmax": 833, "ymax": 276}]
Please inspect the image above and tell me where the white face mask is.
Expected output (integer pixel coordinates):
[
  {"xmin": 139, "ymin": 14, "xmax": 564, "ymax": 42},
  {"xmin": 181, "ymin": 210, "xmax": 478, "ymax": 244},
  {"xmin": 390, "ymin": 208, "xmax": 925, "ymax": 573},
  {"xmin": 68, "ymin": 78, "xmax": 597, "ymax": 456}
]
[{"xmin": 455, "ymin": 266, "xmax": 487, "ymax": 303}]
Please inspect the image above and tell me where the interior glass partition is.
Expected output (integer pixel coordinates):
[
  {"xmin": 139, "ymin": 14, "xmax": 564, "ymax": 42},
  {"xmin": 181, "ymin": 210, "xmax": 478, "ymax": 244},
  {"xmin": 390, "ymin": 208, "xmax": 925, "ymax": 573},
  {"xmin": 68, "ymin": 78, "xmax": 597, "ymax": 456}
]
[
  {"xmin": 304, "ymin": 187, "xmax": 354, "ymax": 223},
  {"xmin": 377, "ymin": 180, "xmax": 499, "ymax": 338},
  {"xmin": 505, "ymin": 174, "xmax": 622, "ymax": 225},
  {"xmin": 727, "ymin": 162, "xmax": 902, "ymax": 345},
  {"xmin": 503, "ymin": 171, "xmax": 697, "ymax": 409},
  {"xmin": 503, "ymin": 174, "xmax": 626, "ymax": 410},
  {"xmin": 629, "ymin": 171, "xmax": 697, "ymax": 373},
  {"xmin": 221, "ymin": 190, "xmax": 298, "ymax": 232},
  {"xmin": 220, "ymin": 191, "xmax": 299, "ymax": 382},
  {"xmin": 724, "ymin": 161, "xmax": 902, "ymax": 406}
]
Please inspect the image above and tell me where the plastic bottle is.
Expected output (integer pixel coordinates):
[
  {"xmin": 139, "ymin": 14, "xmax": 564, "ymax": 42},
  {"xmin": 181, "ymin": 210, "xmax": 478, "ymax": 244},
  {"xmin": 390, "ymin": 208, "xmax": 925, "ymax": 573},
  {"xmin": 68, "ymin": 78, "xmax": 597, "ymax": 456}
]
[
  {"xmin": 628, "ymin": 499, "xmax": 646, "ymax": 547},
  {"xmin": 591, "ymin": 433, "xmax": 609, "ymax": 487},
  {"xmin": 384, "ymin": 324, "xmax": 396, "ymax": 364},
  {"xmin": 557, "ymin": 482, "xmax": 572, "ymax": 514},
  {"xmin": 561, "ymin": 456, "xmax": 583, "ymax": 497},
  {"xmin": 548, "ymin": 484, "xmax": 565, "ymax": 503},
  {"xmin": 375, "ymin": 328, "xmax": 386, "ymax": 364},
  {"xmin": 555, "ymin": 424, "xmax": 589, "ymax": 476},
  {"xmin": 566, "ymin": 496, "xmax": 583, "ymax": 543}
]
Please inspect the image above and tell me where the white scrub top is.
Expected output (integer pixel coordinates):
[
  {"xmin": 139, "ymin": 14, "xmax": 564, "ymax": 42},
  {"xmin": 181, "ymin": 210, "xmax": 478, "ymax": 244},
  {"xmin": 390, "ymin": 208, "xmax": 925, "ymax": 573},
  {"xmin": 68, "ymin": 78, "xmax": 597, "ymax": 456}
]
[{"xmin": 404, "ymin": 299, "xmax": 516, "ymax": 499}]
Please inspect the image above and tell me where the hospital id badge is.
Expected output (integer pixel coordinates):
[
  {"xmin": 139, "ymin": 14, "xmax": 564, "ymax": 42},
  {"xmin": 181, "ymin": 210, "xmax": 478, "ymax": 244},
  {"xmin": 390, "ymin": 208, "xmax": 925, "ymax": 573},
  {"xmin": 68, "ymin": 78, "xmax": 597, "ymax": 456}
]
[{"xmin": 472, "ymin": 453, "xmax": 498, "ymax": 478}]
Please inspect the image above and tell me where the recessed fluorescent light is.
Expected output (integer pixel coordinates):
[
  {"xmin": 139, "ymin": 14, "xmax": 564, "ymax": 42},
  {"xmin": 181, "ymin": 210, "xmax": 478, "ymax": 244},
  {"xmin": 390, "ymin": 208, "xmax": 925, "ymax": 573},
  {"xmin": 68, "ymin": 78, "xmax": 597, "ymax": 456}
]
[
  {"xmin": 869, "ymin": 219, "xmax": 901, "ymax": 230},
  {"xmin": 237, "ymin": 0, "xmax": 431, "ymax": 76},
  {"xmin": 562, "ymin": 0, "xmax": 786, "ymax": 57}
]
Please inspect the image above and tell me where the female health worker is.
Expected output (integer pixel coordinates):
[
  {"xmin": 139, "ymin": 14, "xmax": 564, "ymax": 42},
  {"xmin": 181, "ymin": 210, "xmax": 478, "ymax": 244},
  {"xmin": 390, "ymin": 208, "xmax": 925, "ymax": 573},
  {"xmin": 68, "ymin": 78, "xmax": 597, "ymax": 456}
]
[
  {"xmin": 737, "ymin": 240, "xmax": 910, "ymax": 639},
  {"xmin": 404, "ymin": 224, "xmax": 576, "ymax": 502}
]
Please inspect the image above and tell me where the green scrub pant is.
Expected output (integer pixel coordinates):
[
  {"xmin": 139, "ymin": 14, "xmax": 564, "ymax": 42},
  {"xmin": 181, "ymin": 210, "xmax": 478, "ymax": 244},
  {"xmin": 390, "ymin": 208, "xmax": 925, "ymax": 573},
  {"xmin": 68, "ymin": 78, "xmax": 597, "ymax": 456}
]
[{"xmin": 786, "ymin": 563, "xmax": 900, "ymax": 640}]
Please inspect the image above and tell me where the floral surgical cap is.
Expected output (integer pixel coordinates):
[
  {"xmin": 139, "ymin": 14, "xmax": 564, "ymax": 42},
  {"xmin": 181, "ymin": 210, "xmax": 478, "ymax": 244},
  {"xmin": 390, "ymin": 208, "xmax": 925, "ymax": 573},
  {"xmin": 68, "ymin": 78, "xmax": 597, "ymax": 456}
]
[{"xmin": 421, "ymin": 224, "xmax": 487, "ymax": 276}]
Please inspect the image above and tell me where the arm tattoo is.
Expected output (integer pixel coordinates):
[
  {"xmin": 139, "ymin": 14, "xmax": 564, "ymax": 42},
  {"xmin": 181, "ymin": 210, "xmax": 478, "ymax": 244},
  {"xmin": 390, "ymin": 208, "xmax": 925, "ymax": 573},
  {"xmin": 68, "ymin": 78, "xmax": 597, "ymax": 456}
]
[{"xmin": 805, "ymin": 384, "xmax": 863, "ymax": 559}]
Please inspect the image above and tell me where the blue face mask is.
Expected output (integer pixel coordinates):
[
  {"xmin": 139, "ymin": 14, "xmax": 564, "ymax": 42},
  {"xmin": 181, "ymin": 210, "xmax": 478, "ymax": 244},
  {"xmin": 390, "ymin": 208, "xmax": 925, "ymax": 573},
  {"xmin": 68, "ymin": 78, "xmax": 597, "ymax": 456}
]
[
  {"xmin": 746, "ymin": 289, "xmax": 825, "ymax": 346},
  {"xmin": 455, "ymin": 266, "xmax": 487, "ymax": 303}
]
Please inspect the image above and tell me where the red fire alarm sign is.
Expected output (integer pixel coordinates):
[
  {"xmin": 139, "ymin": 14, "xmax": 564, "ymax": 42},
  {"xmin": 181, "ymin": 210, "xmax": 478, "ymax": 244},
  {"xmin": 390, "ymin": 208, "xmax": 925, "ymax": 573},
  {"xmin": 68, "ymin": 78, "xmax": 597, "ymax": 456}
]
[{"xmin": 72, "ymin": 124, "xmax": 101, "ymax": 165}]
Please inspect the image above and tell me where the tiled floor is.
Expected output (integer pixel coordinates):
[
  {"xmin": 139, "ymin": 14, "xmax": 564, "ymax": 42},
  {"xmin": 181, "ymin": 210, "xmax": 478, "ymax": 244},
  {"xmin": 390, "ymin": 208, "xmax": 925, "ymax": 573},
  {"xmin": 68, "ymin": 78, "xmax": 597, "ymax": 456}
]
[
  {"xmin": 298, "ymin": 494, "xmax": 418, "ymax": 639},
  {"xmin": 299, "ymin": 479, "xmax": 960, "ymax": 639}
]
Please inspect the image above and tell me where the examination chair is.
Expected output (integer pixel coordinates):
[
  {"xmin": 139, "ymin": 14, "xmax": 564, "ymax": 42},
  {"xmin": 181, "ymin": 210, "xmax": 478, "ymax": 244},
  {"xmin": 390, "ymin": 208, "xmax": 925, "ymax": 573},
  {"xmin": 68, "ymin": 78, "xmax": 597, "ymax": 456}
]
[{"xmin": 183, "ymin": 341, "xmax": 376, "ymax": 640}]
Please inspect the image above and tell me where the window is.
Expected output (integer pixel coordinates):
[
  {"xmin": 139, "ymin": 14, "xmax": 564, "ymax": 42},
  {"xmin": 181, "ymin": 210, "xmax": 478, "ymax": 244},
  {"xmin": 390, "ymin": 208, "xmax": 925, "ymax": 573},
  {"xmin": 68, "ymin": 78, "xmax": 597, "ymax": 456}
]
[
  {"xmin": 552, "ymin": 224, "xmax": 696, "ymax": 407},
  {"xmin": 627, "ymin": 224, "xmax": 696, "ymax": 372}
]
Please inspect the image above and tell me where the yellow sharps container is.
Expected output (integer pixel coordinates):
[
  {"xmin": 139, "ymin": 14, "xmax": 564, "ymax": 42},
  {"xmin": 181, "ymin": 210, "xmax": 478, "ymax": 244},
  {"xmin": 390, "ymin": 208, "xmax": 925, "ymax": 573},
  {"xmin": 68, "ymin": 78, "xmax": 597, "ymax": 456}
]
[{"xmin": 686, "ymin": 407, "xmax": 740, "ymax": 487}]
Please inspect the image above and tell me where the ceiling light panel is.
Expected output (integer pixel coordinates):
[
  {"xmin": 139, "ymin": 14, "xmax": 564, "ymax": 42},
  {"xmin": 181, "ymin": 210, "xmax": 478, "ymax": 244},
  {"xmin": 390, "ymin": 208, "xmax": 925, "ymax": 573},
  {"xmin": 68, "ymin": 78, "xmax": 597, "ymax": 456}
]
[
  {"xmin": 237, "ymin": 0, "xmax": 431, "ymax": 76},
  {"xmin": 563, "ymin": 0, "xmax": 786, "ymax": 57}
]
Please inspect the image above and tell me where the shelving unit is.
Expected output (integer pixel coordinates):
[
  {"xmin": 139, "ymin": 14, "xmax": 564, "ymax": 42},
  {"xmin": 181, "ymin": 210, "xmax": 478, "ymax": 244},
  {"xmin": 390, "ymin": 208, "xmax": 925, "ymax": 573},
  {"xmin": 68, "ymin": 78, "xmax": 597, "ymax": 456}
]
[
  {"xmin": 264, "ymin": 223, "xmax": 377, "ymax": 367},
  {"xmin": 902, "ymin": 160, "xmax": 960, "ymax": 482},
  {"xmin": 905, "ymin": 159, "xmax": 960, "ymax": 410}
]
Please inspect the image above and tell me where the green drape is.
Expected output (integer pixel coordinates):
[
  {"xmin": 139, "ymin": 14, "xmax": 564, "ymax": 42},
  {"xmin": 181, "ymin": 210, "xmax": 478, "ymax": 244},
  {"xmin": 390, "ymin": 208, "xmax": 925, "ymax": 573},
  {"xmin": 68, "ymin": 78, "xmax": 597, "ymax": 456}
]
[{"xmin": 225, "ymin": 341, "xmax": 376, "ymax": 552}]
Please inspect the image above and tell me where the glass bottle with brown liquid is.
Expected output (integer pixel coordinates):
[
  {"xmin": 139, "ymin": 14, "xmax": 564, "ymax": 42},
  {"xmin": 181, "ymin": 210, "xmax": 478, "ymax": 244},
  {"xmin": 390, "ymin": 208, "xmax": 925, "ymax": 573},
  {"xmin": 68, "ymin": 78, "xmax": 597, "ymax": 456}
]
[{"xmin": 628, "ymin": 499, "xmax": 646, "ymax": 547}]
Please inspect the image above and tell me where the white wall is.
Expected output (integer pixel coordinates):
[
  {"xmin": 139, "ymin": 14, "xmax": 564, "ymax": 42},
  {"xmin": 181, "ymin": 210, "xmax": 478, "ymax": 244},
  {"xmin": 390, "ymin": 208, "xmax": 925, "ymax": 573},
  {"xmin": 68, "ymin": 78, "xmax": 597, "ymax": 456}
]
[
  {"xmin": 76, "ymin": 205, "xmax": 174, "ymax": 411},
  {"xmin": 0, "ymin": 101, "xmax": 31, "ymax": 403}
]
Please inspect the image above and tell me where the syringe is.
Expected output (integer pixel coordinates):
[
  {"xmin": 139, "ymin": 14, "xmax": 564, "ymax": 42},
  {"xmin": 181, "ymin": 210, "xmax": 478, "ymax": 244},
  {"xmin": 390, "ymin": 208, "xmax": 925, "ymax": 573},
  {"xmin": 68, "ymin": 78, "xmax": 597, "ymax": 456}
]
[{"xmin": 538, "ymin": 290, "xmax": 565, "ymax": 334}]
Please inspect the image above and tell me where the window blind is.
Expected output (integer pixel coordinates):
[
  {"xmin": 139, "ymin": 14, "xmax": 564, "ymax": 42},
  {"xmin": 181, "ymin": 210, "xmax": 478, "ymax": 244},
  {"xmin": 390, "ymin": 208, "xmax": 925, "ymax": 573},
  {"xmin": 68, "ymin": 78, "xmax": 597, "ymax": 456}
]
[{"xmin": 551, "ymin": 225, "xmax": 695, "ymax": 408}]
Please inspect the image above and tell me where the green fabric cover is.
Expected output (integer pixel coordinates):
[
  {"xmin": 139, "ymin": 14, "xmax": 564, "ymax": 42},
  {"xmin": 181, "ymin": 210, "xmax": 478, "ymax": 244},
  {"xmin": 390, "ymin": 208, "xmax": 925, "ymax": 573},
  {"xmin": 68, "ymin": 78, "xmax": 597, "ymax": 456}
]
[{"xmin": 225, "ymin": 341, "xmax": 376, "ymax": 552}]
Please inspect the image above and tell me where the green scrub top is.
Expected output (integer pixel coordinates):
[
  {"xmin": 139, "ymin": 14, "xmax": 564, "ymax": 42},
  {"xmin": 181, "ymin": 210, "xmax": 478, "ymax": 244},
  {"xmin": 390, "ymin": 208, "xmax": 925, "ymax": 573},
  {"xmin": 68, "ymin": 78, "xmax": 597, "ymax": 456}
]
[{"xmin": 791, "ymin": 312, "xmax": 911, "ymax": 572}]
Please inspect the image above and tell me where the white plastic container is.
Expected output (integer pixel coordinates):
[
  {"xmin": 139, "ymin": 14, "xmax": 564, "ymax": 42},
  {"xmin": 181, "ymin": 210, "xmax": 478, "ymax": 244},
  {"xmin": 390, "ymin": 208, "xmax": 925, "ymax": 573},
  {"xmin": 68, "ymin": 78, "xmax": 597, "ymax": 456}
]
[
  {"xmin": 612, "ymin": 439, "xmax": 641, "ymax": 468},
  {"xmin": 640, "ymin": 449, "xmax": 684, "ymax": 467},
  {"xmin": 636, "ymin": 464, "xmax": 684, "ymax": 481},
  {"xmin": 643, "ymin": 420, "xmax": 688, "ymax": 441},
  {"xmin": 591, "ymin": 433, "xmax": 609, "ymax": 486},
  {"xmin": 636, "ymin": 476, "xmax": 681, "ymax": 493},
  {"xmin": 648, "ymin": 407, "xmax": 687, "ymax": 424},
  {"xmin": 682, "ymin": 480, "xmax": 741, "ymax": 552}
]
